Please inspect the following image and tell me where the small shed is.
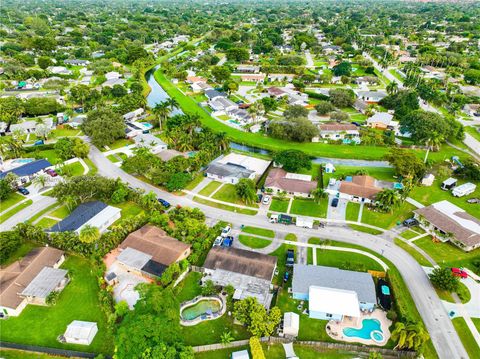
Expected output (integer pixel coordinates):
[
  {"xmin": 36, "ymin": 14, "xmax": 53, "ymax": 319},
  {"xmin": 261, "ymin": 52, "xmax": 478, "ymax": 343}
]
[
  {"xmin": 231, "ymin": 350, "xmax": 250, "ymax": 359},
  {"xmin": 283, "ymin": 312, "xmax": 300, "ymax": 337},
  {"xmin": 421, "ymin": 173, "xmax": 435, "ymax": 187},
  {"xmin": 64, "ymin": 321, "xmax": 98, "ymax": 345},
  {"xmin": 296, "ymin": 216, "xmax": 313, "ymax": 229},
  {"xmin": 324, "ymin": 163, "xmax": 335, "ymax": 174}
]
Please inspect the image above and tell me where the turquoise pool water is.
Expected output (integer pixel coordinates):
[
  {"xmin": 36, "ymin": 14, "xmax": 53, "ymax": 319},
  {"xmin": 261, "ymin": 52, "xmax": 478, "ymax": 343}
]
[
  {"xmin": 13, "ymin": 158, "xmax": 34, "ymax": 164},
  {"xmin": 343, "ymin": 319, "xmax": 384, "ymax": 342},
  {"xmin": 181, "ymin": 299, "xmax": 221, "ymax": 321}
]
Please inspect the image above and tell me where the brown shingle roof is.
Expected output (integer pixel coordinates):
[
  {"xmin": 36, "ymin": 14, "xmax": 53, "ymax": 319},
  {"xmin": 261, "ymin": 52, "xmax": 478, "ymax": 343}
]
[
  {"xmin": 319, "ymin": 123, "xmax": 358, "ymax": 132},
  {"xmin": 0, "ymin": 247, "xmax": 64, "ymax": 309},
  {"xmin": 265, "ymin": 168, "xmax": 317, "ymax": 195},
  {"xmin": 339, "ymin": 175, "xmax": 381, "ymax": 199},
  {"xmin": 119, "ymin": 225, "xmax": 191, "ymax": 266},
  {"xmin": 203, "ymin": 247, "xmax": 277, "ymax": 281}
]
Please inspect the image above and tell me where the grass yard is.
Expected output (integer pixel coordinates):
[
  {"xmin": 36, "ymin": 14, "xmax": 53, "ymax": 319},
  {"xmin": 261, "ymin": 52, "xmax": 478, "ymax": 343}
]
[
  {"xmin": 241, "ymin": 225, "xmax": 275, "ymax": 238},
  {"xmin": 212, "ymin": 184, "xmax": 258, "ymax": 208},
  {"xmin": 434, "ymin": 282, "xmax": 470, "ymax": 304},
  {"xmin": 316, "ymin": 248, "xmax": 384, "ymax": 272},
  {"xmin": 52, "ymin": 128, "xmax": 81, "ymax": 137},
  {"xmin": 409, "ymin": 179, "xmax": 480, "ymax": 218},
  {"xmin": 198, "ymin": 181, "xmax": 222, "ymax": 197},
  {"xmin": 1, "ymin": 192, "xmax": 25, "ymax": 212},
  {"xmin": 0, "ymin": 350, "xmax": 61, "ymax": 359},
  {"xmin": 106, "ymin": 154, "xmax": 121, "ymax": 163},
  {"xmin": 1, "ymin": 241, "xmax": 38, "ymax": 267},
  {"xmin": 238, "ymin": 234, "xmax": 272, "ymax": 249},
  {"xmin": 194, "ymin": 346, "xmax": 250, "ymax": 359},
  {"xmin": 49, "ymin": 205, "xmax": 70, "ymax": 219},
  {"xmin": 414, "ymin": 236, "xmax": 480, "ymax": 274},
  {"xmin": 400, "ymin": 229, "xmax": 423, "ymax": 240},
  {"xmin": 360, "ymin": 202, "xmax": 415, "ymax": 229},
  {"xmin": 83, "ymin": 158, "xmax": 98, "ymax": 175},
  {"xmin": 473, "ymin": 317, "xmax": 480, "ymax": 333},
  {"xmin": 184, "ymin": 174, "xmax": 206, "ymax": 191},
  {"xmin": 103, "ymin": 138, "xmax": 133, "ymax": 151},
  {"xmin": 1, "ymin": 256, "xmax": 114, "ymax": 355},
  {"xmin": 36, "ymin": 217, "xmax": 59, "ymax": 229},
  {"xmin": 289, "ymin": 198, "xmax": 327, "ymax": 218},
  {"xmin": 269, "ymin": 197, "xmax": 290, "ymax": 212},
  {"xmin": 345, "ymin": 202, "xmax": 360, "ymax": 222},
  {"xmin": 393, "ymin": 238, "xmax": 432, "ymax": 267},
  {"xmin": 193, "ymin": 196, "xmax": 257, "ymax": 215},
  {"xmin": 452, "ymin": 317, "xmax": 480, "ymax": 359},
  {"xmin": 58, "ymin": 161, "xmax": 84, "ymax": 177},
  {"xmin": 114, "ymin": 201, "xmax": 144, "ymax": 220},
  {"xmin": 26, "ymin": 202, "xmax": 58, "ymax": 224},
  {"xmin": 0, "ymin": 199, "xmax": 33, "ymax": 224},
  {"xmin": 285, "ymin": 233, "xmax": 297, "ymax": 241},
  {"xmin": 175, "ymin": 271, "xmax": 203, "ymax": 303},
  {"xmin": 27, "ymin": 149, "xmax": 61, "ymax": 164}
]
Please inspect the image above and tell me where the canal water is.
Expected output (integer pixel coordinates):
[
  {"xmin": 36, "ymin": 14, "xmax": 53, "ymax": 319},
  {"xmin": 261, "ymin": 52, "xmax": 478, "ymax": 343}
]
[{"xmin": 145, "ymin": 67, "xmax": 391, "ymax": 168}]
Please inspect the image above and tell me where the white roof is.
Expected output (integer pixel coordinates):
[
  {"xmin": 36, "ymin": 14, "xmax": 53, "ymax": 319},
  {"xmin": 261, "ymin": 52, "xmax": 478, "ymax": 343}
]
[
  {"xmin": 367, "ymin": 112, "xmax": 393, "ymax": 125},
  {"xmin": 82, "ymin": 205, "xmax": 121, "ymax": 230},
  {"xmin": 231, "ymin": 350, "xmax": 250, "ymax": 359},
  {"xmin": 64, "ymin": 321, "xmax": 98, "ymax": 340},
  {"xmin": 285, "ymin": 173, "xmax": 312, "ymax": 182},
  {"xmin": 443, "ymin": 177, "xmax": 457, "ymax": 185},
  {"xmin": 308, "ymin": 286, "xmax": 360, "ymax": 318},
  {"xmin": 284, "ymin": 312, "xmax": 299, "ymax": 330},
  {"xmin": 453, "ymin": 182, "xmax": 476, "ymax": 192},
  {"xmin": 432, "ymin": 200, "xmax": 480, "ymax": 234},
  {"xmin": 134, "ymin": 133, "xmax": 167, "ymax": 148},
  {"xmin": 217, "ymin": 153, "xmax": 271, "ymax": 177},
  {"xmin": 21, "ymin": 267, "xmax": 68, "ymax": 298}
]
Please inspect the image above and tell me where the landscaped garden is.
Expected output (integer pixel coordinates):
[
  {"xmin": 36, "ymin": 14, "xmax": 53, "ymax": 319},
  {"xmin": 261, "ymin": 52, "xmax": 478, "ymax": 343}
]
[{"xmin": 211, "ymin": 184, "xmax": 258, "ymax": 208}]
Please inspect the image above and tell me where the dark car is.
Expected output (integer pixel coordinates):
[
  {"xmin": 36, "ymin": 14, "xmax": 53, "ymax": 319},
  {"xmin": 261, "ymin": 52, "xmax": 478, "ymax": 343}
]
[
  {"xmin": 157, "ymin": 198, "xmax": 171, "ymax": 208},
  {"xmin": 331, "ymin": 197, "xmax": 339, "ymax": 207},
  {"xmin": 283, "ymin": 271, "xmax": 290, "ymax": 282},
  {"xmin": 351, "ymin": 121, "xmax": 361, "ymax": 127},
  {"xmin": 286, "ymin": 249, "xmax": 295, "ymax": 267},
  {"xmin": 403, "ymin": 218, "xmax": 418, "ymax": 227},
  {"xmin": 17, "ymin": 187, "xmax": 30, "ymax": 195}
]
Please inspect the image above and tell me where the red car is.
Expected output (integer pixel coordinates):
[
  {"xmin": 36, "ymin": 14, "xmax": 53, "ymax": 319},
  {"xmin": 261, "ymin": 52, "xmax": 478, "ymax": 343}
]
[
  {"xmin": 451, "ymin": 268, "xmax": 468, "ymax": 279},
  {"xmin": 45, "ymin": 169, "xmax": 58, "ymax": 177}
]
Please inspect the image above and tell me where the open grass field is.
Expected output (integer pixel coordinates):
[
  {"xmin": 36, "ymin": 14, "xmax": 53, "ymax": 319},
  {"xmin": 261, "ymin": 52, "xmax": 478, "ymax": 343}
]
[
  {"xmin": 238, "ymin": 234, "xmax": 272, "ymax": 249},
  {"xmin": 1, "ymin": 192, "xmax": 25, "ymax": 211},
  {"xmin": 269, "ymin": 197, "xmax": 290, "ymax": 212},
  {"xmin": 0, "ymin": 199, "xmax": 33, "ymax": 224},
  {"xmin": 114, "ymin": 201, "xmax": 144, "ymax": 220},
  {"xmin": 1, "ymin": 256, "xmax": 114, "ymax": 355},
  {"xmin": 289, "ymin": 198, "xmax": 328, "ymax": 218},
  {"xmin": 414, "ymin": 237, "xmax": 480, "ymax": 274},
  {"xmin": 452, "ymin": 317, "xmax": 480, "ymax": 359},
  {"xmin": 241, "ymin": 225, "xmax": 275, "ymax": 238},
  {"xmin": 198, "ymin": 181, "xmax": 222, "ymax": 197},
  {"xmin": 316, "ymin": 248, "xmax": 384, "ymax": 272},
  {"xmin": 27, "ymin": 149, "xmax": 61, "ymax": 164}
]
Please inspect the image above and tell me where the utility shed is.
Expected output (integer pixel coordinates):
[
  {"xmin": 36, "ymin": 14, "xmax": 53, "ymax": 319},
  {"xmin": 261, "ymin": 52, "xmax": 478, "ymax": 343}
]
[
  {"xmin": 64, "ymin": 321, "xmax": 98, "ymax": 345},
  {"xmin": 283, "ymin": 312, "xmax": 300, "ymax": 337}
]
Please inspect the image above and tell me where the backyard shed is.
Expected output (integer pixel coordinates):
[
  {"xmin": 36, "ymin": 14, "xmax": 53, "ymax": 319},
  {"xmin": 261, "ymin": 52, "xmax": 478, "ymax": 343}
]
[
  {"xmin": 283, "ymin": 312, "xmax": 300, "ymax": 337},
  {"xmin": 421, "ymin": 173, "xmax": 435, "ymax": 186},
  {"xmin": 231, "ymin": 350, "xmax": 250, "ymax": 359},
  {"xmin": 64, "ymin": 321, "xmax": 98, "ymax": 345}
]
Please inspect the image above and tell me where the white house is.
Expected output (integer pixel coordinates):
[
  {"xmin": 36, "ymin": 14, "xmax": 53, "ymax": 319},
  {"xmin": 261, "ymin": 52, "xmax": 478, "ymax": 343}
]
[
  {"xmin": 134, "ymin": 133, "xmax": 167, "ymax": 154},
  {"xmin": 105, "ymin": 71, "xmax": 121, "ymax": 80},
  {"xmin": 356, "ymin": 90, "xmax": 387, "ymax": 103},
  {"xmin": 206, "ymin": 153, "xmax": 271, "ymax": 184},
  {"xmin": 64, "ymin": 321, "xmax": 98, "ymax": 345},
  {"xmin": 366, "ymin": 113, "xmax": 397, "ymax": 131},
  {"xmin": 48, "ymin": 66, "xmax": 72, "ymax": 75}
]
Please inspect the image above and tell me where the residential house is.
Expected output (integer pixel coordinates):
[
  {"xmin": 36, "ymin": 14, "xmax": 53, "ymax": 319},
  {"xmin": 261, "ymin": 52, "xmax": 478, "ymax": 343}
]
[
  {"xmin": 134, "ymin": 133, "xmax": 167, "ymax": 154},
  {"xmin": 319, "ymin": 123, "xmax": 360, "ymax": 140},
  {"xmin": 114, "ymin": 225, "xmax": 191, "ymax": 278},
  {"xmin": 463, "ymin": 104, "xmax": 480, "ymax": 117},
  {"xmin": 339, "ymin": 175, "xmax": 383, "ymax": 203},
  {"xmin": 238, "ymin": 73, "xmax": 266, "ymax": 82},
  {"xmin": 267, "ymin": 87, "xmax": 288, "ymax": 99},
  {"xmin": 353, "ymin": 99, "xmax": 367, "ymax": 114},
  {"xmin": 64, "ymin": 59, "xmax": 90, "ymax": 66},
  {"xmin": 354, "ymin": 76, "xmax": 379, "ymax": 86},
  {"xmin": 0, "ymin": 247, "xmax": 66, "ymax": 316},
  {"xmin": 9, "ymin": 118, "xmax": 54, "ymax": 134},
  {"xmin": 191, "ymin": 81, "xmax": 212, "ymax": 92},
  {"xmin": 69, "ymin": 115, "xmax": 86, "ymax": 128},
  {"xmin": 414, "ymin": 200, "xmax": 480, "ymax": 252},
  {"xmin": 206, "ymin": 153, "xmax": 271, "ymax": 184},
  {"xmin": 48, "ymin": 201, "xmax": 121, "ymax": 234},
  {"xmin": 0, "ymin": 159, "xmax": 52, "ymax": 182},
  {"xmin": 209, "ymin": 97, "xmax": 238, "ymax": 112},
  {"xmin": 366, "ymin": 112, "xmax": 398, "ymax": 132},
  {"xmin": 205, "ymin": 89, "xmax": 227, "ymax": 101},
  {"xmin": 102, "ymin": 78, "xmax": 126, "ymax": 88},
  {"xmin": 227, "ymin": 108, "xmax": 252, "ymax": 124},
  {"xmin": 203, "ymin": 247, "xmax": 277, "ymax": 308},
  {"xmin": 48, "ymin": 66, "xmax": 72, "ymax": 75},
  {"xmin": 267, "ymin": 74, "xmax": 295, "ymax": 82},
  {"xmin": 105, "ymin": 72, "xmax": 121, "ymax": 80},
  {"xmin": 157, "ymin": 149, "xmax": 188, "ymax": 162},
  {"xmin": 236, "ymin": 65, "xmax": 261, "ymax": 73},
  {"xmin": 292, "ymin": 264, "xmax": 376, "ymax": 321},
  {"xmin": 123, "ymin": 108, "xmax": 144, "ymax": 122},
  {"xmin": 265, "ymin": 168, "xmax": 317, "ymax": 198},
  {"xmin": 356, "ymin": 90, "xmax": 387, "ymax": 103}
]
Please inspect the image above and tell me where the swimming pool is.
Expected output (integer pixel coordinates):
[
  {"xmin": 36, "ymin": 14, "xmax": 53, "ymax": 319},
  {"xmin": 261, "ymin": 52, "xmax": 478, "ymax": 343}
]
[
  {"xmin": 343, "ymin": 318, "xmax": 384, "ymax": 342},
  {"xmin": 140, "ymin": 122, "xmax": 153, "ymax": 129},
  {"xmin": 181, "ymin": 299, "xmax": 221, "ymax": 321},
  {"xmin": 12, "ymin": 158, "xmax": 34, "ymax": 165}
]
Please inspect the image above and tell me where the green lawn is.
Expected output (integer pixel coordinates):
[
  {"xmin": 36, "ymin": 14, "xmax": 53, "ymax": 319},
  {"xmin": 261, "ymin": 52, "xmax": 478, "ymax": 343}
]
[
  {"xmin": 400, "ymin": 229, "xmax": 423, "ymax": 240},
  {"xmin": 27, "ymin": 149, "xmax": 61, "ymax": 164},
  {"xmin": 212, "ymin": 184, "xmax": 258, "ymax": 208},
  {"xmin": 0, "ymin": 350, "xmax": 61, "ymax": 359},
  {"xmin": 434, "ymin": 282, "xmax": 470, "ymax": 304},
  {"xmin": 345, "ymin": 202, "xmax": 360, "ymax": 222},
  {"xmin": 269, "ymin": 197, "xmax": 290, "ymax": 212},
  {"xmin": 49, "ymin": 205, "xmax": 70, "ymax": 219},
  {"xmin": 238, "ymin": 234, "xmax": 272, "ymax": 249},
  {"xmin": 241, "ymin": 226, "xmax": 275, "ymax": 238},
  {"xmin": 26, "ymin": 202, "xmax": 58, "ymax": 224},
  {"xmin": 409, "ymin": 179, "xmax": 480, "ymax": 218},
  {"xmin": 193, "ymin": 196, "xmax": 257, "ymax": 215},
  {"xmin": 285, "ymin": 233, "xmax": 297, "ymax": 241},
  {"xmin": 316, "ymin": 248, "xmax": 384, "ymax": 272},
  {"xmin": 36, "ymin": 217, "xmax": 59, "ymax": 229},
  {"xmin": 414, "ymin": 237, "xmax": 480, "ymax": 274},
  {"xmin": 1, "ymin": 256, "xmax": 114, "ymax": 355},
  {"xmin": 104, "ymin": 138, "xmax": 133, "ymax": 151},
  {"xmin": 58, "ymin": 161, "xmax": 84, "ymax": 177},
  {"xmin": 51, "ymin": 128, "xmax": 81, "ymax": 137},
  {"xmin": 393, "ymin": 238, "xmax": 432, "ymax": 267},
  {"xmin": 1, "ymin": 192, "xmax": 25, "ymax": 211},
  {"xmin": 472, "ymin": 317, "xmax": 480, "ymax": 333},
  {"xmin": 83, "ymin": 158, "xmax": 98, "ymax": 175},
  {"xmin": 198, "ymin": 181, "xmax": 222, "ymax": 197},
  {"xmin": 106, "ymin": 154, "xmax": 121, "ymax": 163},
  {"xmin": 0, "ymin": 199, "xmax": 33, "ymax": 224},
  {"xmin": 289, "ymin": 198, "xmax": 327, "ymax": 218},
  {"xmin": 465, "ymin": 126, "xmax": 480, "ymax": 142},
  {"xmin": 184, "ymin": 174, "xmax": 206, "ymax": 191},
  {"xmin": 175, "ymin": 271, "xmax": 203, "ymax": 303},
  {"xmin": 360, "ymin": 202, "xmax": 415, "ymax": 229},
  {"xmin": 114, "ymin": 201, "xmax": 144, "ymax": 220},
  {"xmin": 452, "ymin": 317, "xmax": 480, "ymax": 359}
]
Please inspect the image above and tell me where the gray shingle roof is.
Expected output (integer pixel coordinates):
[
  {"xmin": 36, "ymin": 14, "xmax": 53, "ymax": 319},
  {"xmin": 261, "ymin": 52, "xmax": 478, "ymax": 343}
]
[
  {"xmin": 21, "ymin": 267, "xmax": 68, "ymax": 299},
  {"xmin": 49, "ymin": 201, "xmax": 107, "ymax": 232},
  {"xmin": 206, "ymin": 162, "xmax": 254, "ymax": 179},
  {"xmin": 292, "ymin": 264, "xmax": 376, "ymax": 304}
]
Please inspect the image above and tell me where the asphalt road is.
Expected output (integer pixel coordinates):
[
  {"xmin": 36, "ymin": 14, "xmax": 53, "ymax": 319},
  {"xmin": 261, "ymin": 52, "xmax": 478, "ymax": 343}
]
[{"xmin": 88, "ymin": 145, "xmax": 469, "ymax": 359}]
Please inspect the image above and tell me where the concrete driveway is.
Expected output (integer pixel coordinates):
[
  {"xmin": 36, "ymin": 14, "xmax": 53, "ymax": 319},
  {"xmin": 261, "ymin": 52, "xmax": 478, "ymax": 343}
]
[{"xmin": 326, "ymin": 195, "xmax": 347, "ymax": 221}]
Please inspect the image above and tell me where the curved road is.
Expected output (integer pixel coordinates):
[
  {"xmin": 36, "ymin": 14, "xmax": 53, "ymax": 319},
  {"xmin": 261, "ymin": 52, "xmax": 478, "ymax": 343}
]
[{"xmin": 88, "ymin": 145, "xmax": 468, "ymax": 359}]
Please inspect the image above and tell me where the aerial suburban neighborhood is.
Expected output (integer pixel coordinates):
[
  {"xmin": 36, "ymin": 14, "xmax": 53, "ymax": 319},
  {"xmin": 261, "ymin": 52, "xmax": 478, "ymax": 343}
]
[{"xmin": 1, "ymin": 1, "xmax": 480, "ymax": 359}]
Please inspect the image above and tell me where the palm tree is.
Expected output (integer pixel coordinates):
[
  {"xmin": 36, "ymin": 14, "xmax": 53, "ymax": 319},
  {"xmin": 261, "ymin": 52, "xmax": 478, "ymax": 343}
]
[
  {"xmin": 391, "ymin": 321, "xmax": 429, "ymax": 351},
  {"xmin": 311, "ymin": 188, "xmax": 327, "ymax": 204},
  {"xmin": 220, "ymin": 331, "xmax": 234, "ymax": 345},
  {"xmin": 423, "ymin": 132, "xmax": 444, "ymax": 163},
  {"xmin": 33, "ymin": 174, "xmax": 49, "ymax": 189},
  {"xmin": 152, "ymin": 102, "xmax": 171, "ymax": 130},
  {"xmin": 375, "ymin": 189, "xmax": 401, "ymax": 213},
  {"xmin": 166, "ymin": 98, "xmax": 179, "ymax": 111},
  {"xmin": 79, "ymin": 225, "xmax": 100, "ymax": 243},
  {"xmin": 215, "ymin": 132, "xmax": 229, "ymax": 152},
  {"xmin": 386, "ymin": 81, "xmax": 398, "ymax": 95}
]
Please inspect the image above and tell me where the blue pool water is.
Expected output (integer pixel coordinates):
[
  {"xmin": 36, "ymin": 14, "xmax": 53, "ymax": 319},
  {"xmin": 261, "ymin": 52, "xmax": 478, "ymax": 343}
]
[
  {"xmin": 343, "ymin": 319, "xmax": 384, "ymax": 342},
  {"xmin": 13, "ymin": 158, "xmax": 34, "ymax": 164},
  {"xmin": 141, "ymin": 122, "xmax": 153, "ymax": 129}
]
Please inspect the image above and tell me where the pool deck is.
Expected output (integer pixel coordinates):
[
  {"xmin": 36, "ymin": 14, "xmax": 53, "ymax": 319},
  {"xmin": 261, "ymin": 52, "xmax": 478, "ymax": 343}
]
[
  {"xmin": 326, "ymin": 309, "xmax": 391, "ymax": 346},
  {"xmin": 179, "ymin": 294, "xmax": 227, "ymax": 326}
]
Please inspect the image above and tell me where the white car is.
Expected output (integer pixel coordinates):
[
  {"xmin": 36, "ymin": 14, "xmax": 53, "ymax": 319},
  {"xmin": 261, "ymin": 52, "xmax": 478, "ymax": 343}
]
[
  {"xmin": 213, "ymin": 236, "xmax": 223, "ymax": 246},
  {"xmin": 221, "ymin": 225, "xmax": 231, "ymax": 237},
  {"xmin": 262, "ymin": 195, "xmax": 271, "ymax": 205}
]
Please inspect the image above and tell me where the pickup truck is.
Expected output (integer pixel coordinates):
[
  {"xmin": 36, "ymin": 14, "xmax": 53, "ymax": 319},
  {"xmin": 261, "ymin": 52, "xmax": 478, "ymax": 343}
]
[{"xmin": 286, "ymin": 249, "xmax": 295, "ymax": 267}]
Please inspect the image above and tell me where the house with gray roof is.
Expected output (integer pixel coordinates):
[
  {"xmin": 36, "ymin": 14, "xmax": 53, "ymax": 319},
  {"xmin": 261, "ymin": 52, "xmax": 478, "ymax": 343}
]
[
  {"xmin": 21, "ymin": 267, "xmax": 69, "ymax": 305},
  {"xmin": 356, "ymin": 90, "xmax": 387, "ymax": 103},
  {"xmin": 205, "ymin": 162, "xmax": 255, "ymax": 184},
  {"xmin": 292, "ymin": 264, "xmax": 376, "ymax": 320},
  {"xmin": 134, "ymin": 133, "xmax": 167, "ymax": 154}
]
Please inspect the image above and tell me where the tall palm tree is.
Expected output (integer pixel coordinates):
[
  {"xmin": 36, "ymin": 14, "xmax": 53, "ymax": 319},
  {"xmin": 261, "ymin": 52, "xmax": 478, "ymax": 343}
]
[
  {"xmin": 423, "ymin": 131, "xmax": 444, "ymax": 163},
  {"xmin": 79, "ymin": 225, "xmax": 100, "ymax": 243},
  {"xmin": 166, "ymin": 98, "xmax": 179, "ymax": 111},
  {"xmin": 215, "ymin": 132, "xmax": 229, "ymax": 152},
  {"xmin": 386, "ymin": 81, "xmax": 398, "ymax": 95},
  {"xmin": 152, "ymin": 101, "xmax": 171, "ymax": 130},
  {"xmin": 375, "ymin": 188, "xmax": 401, "ymax": 213},
  {"xmin": 33, "ymin": 174, "xmax": 49, "ymax": 189},
  {"xmin": 311, "ymin": 188, "xmax": 327, "ymax": 204}
]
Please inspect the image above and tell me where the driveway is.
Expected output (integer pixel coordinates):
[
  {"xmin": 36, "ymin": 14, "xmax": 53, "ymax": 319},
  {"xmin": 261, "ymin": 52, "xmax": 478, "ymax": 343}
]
[{"xmin": 326, "ymin": 195, "xmax": 347, "ymax": 221}]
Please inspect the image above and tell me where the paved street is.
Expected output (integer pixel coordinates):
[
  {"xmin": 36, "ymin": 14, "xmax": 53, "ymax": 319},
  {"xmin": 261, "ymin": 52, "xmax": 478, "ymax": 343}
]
[
  {"xmin": 87, "ymin": 145, "xmax": 469, "ymax": 359},
  {"xmin": 2, "ymin": 195, "xmax": 56, "ymax": 230}
]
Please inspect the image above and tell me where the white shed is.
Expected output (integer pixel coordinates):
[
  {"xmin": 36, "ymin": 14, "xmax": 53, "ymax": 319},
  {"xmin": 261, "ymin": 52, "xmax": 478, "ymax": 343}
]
[
  {"xmin": 283, "ymin": 312, "xmax": 300, "ymax": 337},
  {"xmin": 231, "ymin": 350, "xmax": 250, "ymax": 359},
  {"xmin": 324, "ymin": 163, "xmax": 335, "ymax": 174},
  {"xmin": 64, "ymin": 321, "xmax": 98, "ymax": 345},
  {"xmin": 421, "ymin": 173, "xmax": 435, "ymax": 187}
]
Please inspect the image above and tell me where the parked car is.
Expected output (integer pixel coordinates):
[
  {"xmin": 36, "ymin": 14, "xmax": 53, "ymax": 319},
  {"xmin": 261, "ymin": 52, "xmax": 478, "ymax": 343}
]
[
  {"xmin": 351, "ymin": 121, "xmax": 361, "ymax": 127},
  {"xmin": 157, "ymin": 198, "xmax": 171, "ymax": 208},
  {"xmin": 17, "ymin": 187, "xmax": 30, "ymax": 195},
  {"xmin": 467, "ymin": 198, "xmax": 480, "ymax": 204},
  {"xmin": 286, "ymin": 249, "xmax": 295, "ymax": 267},
  {"xmin": 283, "ymin": 271, "xmax": 289, "ymax": 282},
  {"xmin": 451, "ymin": 268, "xmax": 468, "ymax": 279},
  {"xmin": 331, "ymin": 197, "xmax": 339, "ymax": 207},
  {"xmin": 257, "ymin": 193, "xmax": 263, "ymax": 203},
  {"xmin": 222, "ymin": 236, "xmax": 234, "ymax": 247},
  {"xmin": 45, "ymin": 169, "xmax": 58, "ymax": 177},
  {"xmin": 403, "ymin": 218, "xmax": 418, "ymax": 228},
  {"xmin": 221, "ymin": 225, "xmax": 231, "ymax": 237},
  {"xmin": 33, "ymin": 140, "xmax": 44, "ymax": 146},
  {"xmin": 262, "ymin": 195, "xmax": 271, "ymax": 205},
  {"xmin": 213, "ymin": 236, "xmax": 223, "ymax": 247}
]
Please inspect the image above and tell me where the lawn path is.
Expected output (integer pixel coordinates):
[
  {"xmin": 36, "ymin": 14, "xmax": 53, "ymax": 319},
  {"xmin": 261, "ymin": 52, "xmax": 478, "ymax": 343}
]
[
  {"xmin": 357, "ymin": 202, "xmax": 364, "ymax": 222},
  {"xmin": 209, "ymin": 183, "xmax": 225, "ymax": 197},
  {"xmin": 286, "ymin": 198, "xmax": 293, "ymax": 214},
  {"xmin": 183, "ymin": 190, "xmax": 259, "ymax": 210}
]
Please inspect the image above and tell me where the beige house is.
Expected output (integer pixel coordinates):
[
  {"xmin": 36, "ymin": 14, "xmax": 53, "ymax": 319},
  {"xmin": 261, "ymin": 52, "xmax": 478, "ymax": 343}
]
[{"xmin": 265, "ymin": 168, "xmax": 317, "ymax": 198}]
